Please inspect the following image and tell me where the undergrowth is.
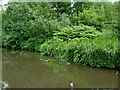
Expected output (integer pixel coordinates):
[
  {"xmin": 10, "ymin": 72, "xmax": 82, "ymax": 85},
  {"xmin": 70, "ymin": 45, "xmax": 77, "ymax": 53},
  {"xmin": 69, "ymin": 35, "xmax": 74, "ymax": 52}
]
[{"xmin": 39, "ymin": 31, "xmax": 119, "ymax": 69}]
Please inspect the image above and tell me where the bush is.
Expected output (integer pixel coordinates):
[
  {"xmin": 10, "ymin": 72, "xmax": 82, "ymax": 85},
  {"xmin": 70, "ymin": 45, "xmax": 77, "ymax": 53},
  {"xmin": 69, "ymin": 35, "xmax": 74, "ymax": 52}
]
[
  {"xmin": 53, "ymin": 24, "xmax": 101, "ymax": 41},
  {"xmin": 2, "ymin": 2, "xmax": 71, "ymax": 50},
  {"xmin": 70, "ymin": 2, "xmax": 118, "ymax": 31},
  {"xmin": 39, "ymin": 34, "xmax": 119, "ymax": 69},
  {"xmin": 70, "ymin": 9, "xmax": 106, "ymax": 31}
]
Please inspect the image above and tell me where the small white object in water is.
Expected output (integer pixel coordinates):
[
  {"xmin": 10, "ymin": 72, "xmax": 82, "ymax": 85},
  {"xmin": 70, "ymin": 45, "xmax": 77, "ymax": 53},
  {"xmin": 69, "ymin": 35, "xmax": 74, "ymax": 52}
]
[
  {"xmin": 3, "ymin": 81, "xmax": 8, "ymax": 89},
  {"xmin": 70, "ymin": 82, "xmax": 73, "ymax": 88}
]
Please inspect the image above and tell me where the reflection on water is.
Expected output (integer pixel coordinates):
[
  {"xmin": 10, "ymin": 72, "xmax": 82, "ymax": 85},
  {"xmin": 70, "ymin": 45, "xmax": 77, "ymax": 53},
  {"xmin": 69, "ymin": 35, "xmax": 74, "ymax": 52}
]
[{"xmin": 2, "ymin": 50, "xmax": 118, "ymax": 88}]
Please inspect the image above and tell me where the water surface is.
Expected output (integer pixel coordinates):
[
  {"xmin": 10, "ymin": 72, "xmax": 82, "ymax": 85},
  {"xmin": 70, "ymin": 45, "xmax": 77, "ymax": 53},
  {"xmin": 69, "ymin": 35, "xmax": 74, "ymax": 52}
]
[{"xmin": 2, "ymin": 50, "xmax": 118, "ymax": 88}]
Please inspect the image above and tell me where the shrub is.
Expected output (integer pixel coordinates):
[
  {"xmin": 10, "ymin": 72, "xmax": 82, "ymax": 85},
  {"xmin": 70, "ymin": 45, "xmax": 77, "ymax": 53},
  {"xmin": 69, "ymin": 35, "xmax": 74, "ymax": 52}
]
[
  {"xmin": 2, "ymin": 2, "xmax": 71, "ymax": 50},
  {"xmin": 70, "ymin": 2, "xmax": 118, "ymax": 31},
  {"xmin": 70, "ymin": 9, "xmax": 106, "ymax": 31},
  {"xmin": 53, "ymin": 24, "xmax": 101, "ymax": 41},
  {"xmin": 39, "ymin": 35, "xmax": 119, "ymax": 69}
]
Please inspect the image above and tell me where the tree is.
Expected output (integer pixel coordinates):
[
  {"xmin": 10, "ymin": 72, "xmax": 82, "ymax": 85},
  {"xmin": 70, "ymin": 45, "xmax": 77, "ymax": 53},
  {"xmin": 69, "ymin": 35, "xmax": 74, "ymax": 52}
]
[
  {"xmin": 2, "ymin": 2, "xmax": 56, "ymax": 50},
  {"xmin": 50, "ymin": 2, "xmax": 72, "ymax": 17},
  {"xmin": 2, "ymin": 2, "xmax": 71, "ymax": 50},
  {"xmin": 73, "ymin": 2, "xmax": 93, "ymax": 25}
]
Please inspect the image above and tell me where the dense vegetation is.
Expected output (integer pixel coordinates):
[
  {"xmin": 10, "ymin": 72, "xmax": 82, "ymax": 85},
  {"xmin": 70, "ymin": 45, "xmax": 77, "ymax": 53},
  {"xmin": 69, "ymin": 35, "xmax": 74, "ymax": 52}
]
[{"xmin": 1, "ymin": 2, "xmax": 119, "ymax": 69}]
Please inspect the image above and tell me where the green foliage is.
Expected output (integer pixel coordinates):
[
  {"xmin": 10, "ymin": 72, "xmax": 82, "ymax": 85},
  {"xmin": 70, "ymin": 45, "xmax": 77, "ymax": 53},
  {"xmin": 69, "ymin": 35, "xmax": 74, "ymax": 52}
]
[
  {"xmin": 50, "ymin": 2, "xmax": 72, "ymax": 16},
  {"xmin": 53, "ymin": 24, "xmax": 101, "ymax": 41},
  {"xmin": 2, "ymin": 2, "xmax": 119, "ymax": 69},
  {"xmin": 39, "ymin": 33, "xmax": 119, "ymax": 69},
  {"xmin": 2, "ymin": 2, "xmax": 71, "ymax": 50},
  {"xmin": 50, "ymin": 2, "xmax": 93, "ymax": 16},
  {"xmin": 71, "ymin": 7, "xmax": 106, "ymax": 30},
  {"xmin": 71, "ymin": 2, "xmax": 118, "ymax": 31},
  {"xmin": 93, "ymin": 2, "xmax": 118, "ymax": 30},
  {"xmin": 73, "ymin": 2, "xmax": 93, "ymax": 14}
]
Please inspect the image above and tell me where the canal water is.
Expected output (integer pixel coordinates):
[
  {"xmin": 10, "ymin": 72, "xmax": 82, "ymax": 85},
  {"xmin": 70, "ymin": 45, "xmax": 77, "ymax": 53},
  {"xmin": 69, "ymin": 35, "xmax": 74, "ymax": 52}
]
[{"xmin": 2, "ymin": 50, "xmax": 118, "ymax": 88}]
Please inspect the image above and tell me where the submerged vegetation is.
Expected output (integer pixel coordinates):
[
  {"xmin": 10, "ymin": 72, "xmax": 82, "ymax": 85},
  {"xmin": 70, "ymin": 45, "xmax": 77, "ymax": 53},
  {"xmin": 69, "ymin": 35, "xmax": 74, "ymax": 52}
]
[{"xmin": 1, "ymin": 2, "xmax": 119, "ymax": 69}]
